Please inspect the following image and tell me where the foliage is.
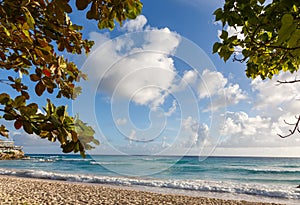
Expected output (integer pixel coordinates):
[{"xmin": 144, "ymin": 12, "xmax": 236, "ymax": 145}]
[
  {"xmin": 0, "ymin": 0, "xmax": 142, "ymax": 157},
  {"xmin": 213, "ymin": 0, "xmax": 300, "ymax": 80}
]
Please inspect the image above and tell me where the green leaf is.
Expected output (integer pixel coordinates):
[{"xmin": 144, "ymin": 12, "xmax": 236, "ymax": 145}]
[
  {"xmin": 293, "ymin": 5, "xmax": 298, "ymax": 13},
  {"xmin": 62, "ymin": 141, "xmax": 75, "ymax": 153},
  {"xmin": 281, "ymin": 13, "xmax": 293, "ymax": 25},
  {"xmin": 14, "ymin": 95, "xmax": 26, "ymax": 108},
  {"xmin": 93, "ymin": 138, "xmax": 100, "ymax": 146},
  {"xmin": 0, "ymin": 25, "xmax": 10, "ymax": 37},
  {"xmin": 26, "ymin": 103, "xmax": 38, "ymax": 116},
  {"xmin": 287, "ymin": 29, "xmax": 300, "ymax": 48},
  {"xmin": 213, "ymin": 8, "xmax": 223, "ymax": 21},
  {"xmin": 3, "ymin": 113, "xmax": 16, "ymax": 121},
  {"xmin": 277, "ymin": 23, "xmax": 297, "ymax": 45},
  {"xmin": 0, "ymin": 125, "xmax": 9, "ymax": 138},
  {"xmin": 0, "ymin": 93, "xmax": 10, "ymax": 104},
  {"xmin": 23, "ymin": 121, "xmax": 33, "ymax": 134},
  {"xmin": 40, "ymin": 123, "xmax": 56, "ymax": 132},
  {"xmin": 213, "ymin": 42, "xmax": 222, "ymax": 53},
  {"xmin": 220, "ymin": 30, "xmax": 228, "ymax": 40},
  {"xmin": 56, "ymin": 106, "xmax": 67, "ymax": 122},
  {"xmin": 22, "ymin": 7, "xmax": 35, "ymax": 29}
]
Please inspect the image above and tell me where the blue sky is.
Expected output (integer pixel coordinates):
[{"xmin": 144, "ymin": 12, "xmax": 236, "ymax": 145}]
[{"xmin": 5, "ymin": 0, "xmax": 300, "ymax": 157}]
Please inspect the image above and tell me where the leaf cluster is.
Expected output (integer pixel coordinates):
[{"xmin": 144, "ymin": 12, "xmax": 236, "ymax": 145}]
[
  {"xmin": 0, "ymin": 0, "xmax": 142, "ymax": 156},
  {"xmin": 76, "ymin": 0, "xmax": 143, "ymax": 30},
  {"xmin": 0, "ymin": 94, "xmax": 99, "ymax": 157},
  {"xmin": 213, "ymin": 0, "xmax": 300, "ymax": 80}
]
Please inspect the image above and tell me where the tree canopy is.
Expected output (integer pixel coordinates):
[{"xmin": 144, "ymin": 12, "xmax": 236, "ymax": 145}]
[
  {"xmin": 213, "ymin": 0, "xmax": 300, "ymax": 137},
  {"xmin": 213, "ymin": 0, "xmax": 300, "ymax": 80},
  {"xmin": 0, "ymin": 0, "xmax": 142, "ymax": 157}
]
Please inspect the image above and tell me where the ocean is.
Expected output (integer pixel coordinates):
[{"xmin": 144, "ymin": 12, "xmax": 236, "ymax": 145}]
[{"xmin": 0, "ymin": 155, "xmax": 300, "ymax": 204}]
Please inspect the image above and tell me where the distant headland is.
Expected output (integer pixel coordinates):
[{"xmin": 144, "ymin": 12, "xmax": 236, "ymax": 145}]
[{"xmin": 0, "ymin": 140, "xmax": 26, "ymax": 160}]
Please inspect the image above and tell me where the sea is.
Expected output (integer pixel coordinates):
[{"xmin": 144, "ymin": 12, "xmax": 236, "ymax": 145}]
[{"xmin": 0, "ymin": 155, "xmax": 300, "ymax": 204}]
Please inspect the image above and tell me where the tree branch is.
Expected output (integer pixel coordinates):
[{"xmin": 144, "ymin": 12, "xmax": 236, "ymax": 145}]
[
  {"xmin": 276, "ymin": 79, "xmax": 300, "ymax": 85},
  {"xmin": 278, "ymin": 116, "xmax": 300, "ymax": 138}
]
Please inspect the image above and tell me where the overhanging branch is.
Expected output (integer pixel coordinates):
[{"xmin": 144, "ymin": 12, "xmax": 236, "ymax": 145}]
[
  {"xmin": 278, "ymin": 116, "xmax": 300, "ymax": 138},
  {"xmin": 277, "ymin": 79, "xmax": 300, "ymax": 85}
]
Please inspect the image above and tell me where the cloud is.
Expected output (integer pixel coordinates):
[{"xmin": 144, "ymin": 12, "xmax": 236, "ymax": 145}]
[
  {"xmin": 115, "ymin": 118, "xmax": 127, "ymax": 125},
  {"xmin": 12, "ymin": 133, "xmax": 60, "ymax": 154},
  {"xmin": 221, "ymin": 111, "xmax": 272, "ymax": 138},
  {"xmin": 211, "ymin": 83, "xmax": 247, "ymax": 111},
  {"xmin": 123, "ymin": 15, "xmax": 147, "ymax": 32},
  {"xmin": 217, "ymin": 72, "xmax": 299, "ymax": 147},
  {"xmin": 88, "ymin": 27, "xmax": 181, "ymax": 110},
  {"xmin": 81, "ymin": 15, "xmax": 258, "ymax": 156},
  {"xmin": 226, "ymin": 26, "xmax": 244, "ymax": 40},
  {"xmin": 198, "ymin": 69, "xmax": 227, "ymax": 99},
  {"xmin": 182, "ymin": 116, "xmax": 214, "ymax": 147},
  {"xmin": 194, "ymin": 70, "xmax": 300, "ymax": 155},
  {"xmin": 198, "ymin": 69, "xmax": 247, "ymax": 110},
  {"xmin": 219, "ymin": 111, "xmax": 300, "ymax": 148},
  {"xmin": 251, "ymin": 71, "xmax": 300, "ymax": 117},
  {"xmin": 165, "ymin": 100, "xmax": 177, "ymax": 117},
  {"xmin": 182, "ymin": 70, "xmax": 198, "ymax": 85},
  {"xmin": 128, "ymin": 129, "xmax": 137, "ymax": 141}
]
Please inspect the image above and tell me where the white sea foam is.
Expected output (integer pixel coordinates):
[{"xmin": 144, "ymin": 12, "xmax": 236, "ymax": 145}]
[
  {"xmin": 224, "ymin": 165, "xmax": 300, "ymax": 173},
  {"xmin": 0, "ymin": 168, "xmax": 299, "ymax": 200}
]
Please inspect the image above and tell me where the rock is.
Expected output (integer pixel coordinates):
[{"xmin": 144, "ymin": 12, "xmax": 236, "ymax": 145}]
[
  {"xmin": 0, "ymin": 150, "xmax": 25, "ymax": 160},
  {"xmin": 0, "ymin": 140, "xmax": 27, "ymax": 160}
]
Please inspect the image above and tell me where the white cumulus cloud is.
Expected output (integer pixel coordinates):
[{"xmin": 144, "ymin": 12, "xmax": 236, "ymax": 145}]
[
  {"xmin": 88, "ymin": 27, "xmax": 181, "ymax": 110},
  {"xmin": 198, "ymin": 69, "xmax": 247, "ymax": 111},
  {"xmin": 123, "ymin": 15, "xmax": 148, "ymax": 32}
]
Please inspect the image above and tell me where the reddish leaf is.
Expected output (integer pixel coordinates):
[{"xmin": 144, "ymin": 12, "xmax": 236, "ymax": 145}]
[
  {"xmin": 58, "ymin": 41, "xmax": 66, "ymax": 51},
  {"xmin": 35, "ymin": 81, "xmax": 46, "ymax": 96},
  {"xmin": 43, "ymin": 69, "xmax": 51, "ymax": 77},
  {"xmin": 47, "ymin": 87, "xmax": 54, "ymax": 94},
  {"xmin": 37, "ymin": 38, "xmax": 48, "ymax": 47},
  {"xmin": 14, "ymin": 120, "xmax": 23, "ymax": 130},
  {"xmin": 8, "ymin": 76, "xmax": 14, "ymax": 81},
  {"xmin": 21, "ymin": 91, "xmax": 30, "ymax": 100},
  {"xmin": 76, "ymin": 0, "xmax": 90, "ymax": 10},
  {"xmin": 0, "ymin": 50, "xmax": 6, "ymax": 61}
]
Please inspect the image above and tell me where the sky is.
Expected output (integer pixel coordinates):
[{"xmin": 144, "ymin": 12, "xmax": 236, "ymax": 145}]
[{"xmin": 5, "ymin": 0, "xmax": 300, "ymax": 157}]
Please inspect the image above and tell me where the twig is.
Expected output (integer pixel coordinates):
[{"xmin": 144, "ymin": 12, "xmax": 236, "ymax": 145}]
[
  {"xmin": 276, "ymin": 79, "xmax": 300, "ymax": 85},
  {"xmin": 278, "ymin": 116, "xmax": 300, "ymax": 138}
]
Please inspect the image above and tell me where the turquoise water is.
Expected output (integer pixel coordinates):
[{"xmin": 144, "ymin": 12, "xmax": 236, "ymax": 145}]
[{"xmin": 0, "ymin": 155, "xmax": 300, "ymax": 203}]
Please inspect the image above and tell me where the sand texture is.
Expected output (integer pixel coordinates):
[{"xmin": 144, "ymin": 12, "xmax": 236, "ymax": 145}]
[{"xmin": 0, "ymin": 175, "xmax": 286, "ymax": 205}]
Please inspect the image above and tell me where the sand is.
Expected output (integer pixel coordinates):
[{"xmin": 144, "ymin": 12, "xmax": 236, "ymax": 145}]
[{"xmin": 0, "ymin": 175, "xmax": 286, "ymax": 205}]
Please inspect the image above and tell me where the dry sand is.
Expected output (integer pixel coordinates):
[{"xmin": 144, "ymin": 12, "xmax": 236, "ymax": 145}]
[{"xmin": 0, "ymin": 175, "xmax": 286, "ymax": 205}]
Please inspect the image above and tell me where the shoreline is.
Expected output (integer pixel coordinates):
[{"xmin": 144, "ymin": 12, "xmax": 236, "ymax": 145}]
[{"xmin": 0, "ymin": 175, "xmax": 290, "ymax": 205}]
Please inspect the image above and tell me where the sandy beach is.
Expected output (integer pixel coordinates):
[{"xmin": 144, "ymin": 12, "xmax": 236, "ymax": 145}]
[{"xmin": 0, "ymin": 175, "xmax": 286, "ymax": 205}]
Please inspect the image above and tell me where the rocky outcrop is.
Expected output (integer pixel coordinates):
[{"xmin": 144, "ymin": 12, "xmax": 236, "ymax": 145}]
[{"xmin": 0, "ymin": 150, "xmax": 25, "ymax": 160}]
